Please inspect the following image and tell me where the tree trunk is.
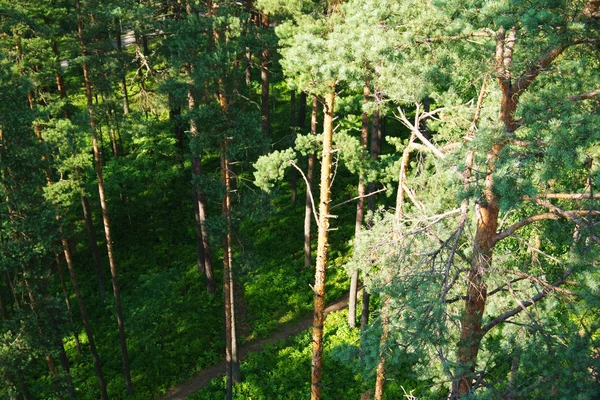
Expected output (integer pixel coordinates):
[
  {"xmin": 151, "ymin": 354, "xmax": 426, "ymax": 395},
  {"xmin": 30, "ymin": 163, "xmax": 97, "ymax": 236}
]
[
  {"xmin": 452, "ymin": 145, "xmax": 500, "ymax": 396},
  {"xmin": 362, "ymin": 102, "xmax": 381, "ymax": 331},
  {"xmin": 80, "ymin": 192, "xmax": 106, "ymax": 300},
  {"xmin": 77, "ymin": 4, "xmax": 133, "ymax": 394},
  {"xmin": 187, "ymin": 78, "xmax": 216, "ymax": 295},
  {"xmin": 304, "ymin": 96, "xmax": 319, "ymax": 269},
  {"xmin": 290, "ymin": 90, "xmax": 297, "ymax": 203},
  {"xmin": 311, "ymin": 88, "xmax": 335, "ymax": 400},
  {"xmin": 22, "ymin": 270, "xmax": 67, "ymax": 400},
  {"xmin": 115, "ymin": 19, "xmax": 130, "ymax": 115},
  {"xmin": 61, "ymin": 238, "xmax": 109, "ymax": 400},
  {"xmin": 55, "ymin": 255, "xmax": 82, "ymax": 356},
  {"xmin": 373, "ymin": 300, "xmax": 390, "ymax": 400},
  {"xmin": 216, "ymin": 79, "xmax": 241, "ymax": 399},
  {"xmin": 298, "ymin": 92, "xmax": 307, "ymax": 130},
  {"xmin": 348, "ymin": 86, "xmax": 370, "ymax": 329},
  {"xmin": 260, "ymin": 13, "xmax": 270, "ymax": 138}
]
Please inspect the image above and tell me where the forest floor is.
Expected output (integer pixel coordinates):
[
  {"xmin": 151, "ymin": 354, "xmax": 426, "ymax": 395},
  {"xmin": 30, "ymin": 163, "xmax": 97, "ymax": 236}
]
[{"xmin": 161, "ymin": 293, "xmax": 350, "ymax": 399}]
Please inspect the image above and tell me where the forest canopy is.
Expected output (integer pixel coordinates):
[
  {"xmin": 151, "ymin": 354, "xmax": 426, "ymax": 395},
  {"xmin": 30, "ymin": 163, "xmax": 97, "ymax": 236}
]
[{"xmin": 1, "ymin": 0, "xmax": 599, "ymax": 399}]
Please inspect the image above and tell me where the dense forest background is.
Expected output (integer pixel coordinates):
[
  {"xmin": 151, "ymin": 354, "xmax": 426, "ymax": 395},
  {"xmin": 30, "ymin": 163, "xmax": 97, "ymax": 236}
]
[{"xmin": 1, "ymin": 0, "xmax": 600, "ymax": 399}]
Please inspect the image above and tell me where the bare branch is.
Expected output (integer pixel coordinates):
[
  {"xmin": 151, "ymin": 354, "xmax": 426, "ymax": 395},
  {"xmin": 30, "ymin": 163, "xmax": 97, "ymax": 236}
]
[
  {"xmin": 417, "ymin": 31, "xmax": 493, "ymax": 44},
  {"xmin": 482, "ymin": 267, "xmax": 576, "ymax": 334},
  {"xmin": 395, "ymin": 107, "xmax": 446, "ymax": 159},
  {"xmin": 290, "ymin": 160, "xmax": 319, "ymax": 228},
  {"xmin": 534, "ymin": 198, "xmax": 600, "ymax": 245},
  {"xmin": 494, "ymin": 213, "xmax": 559, "ymax": 243},
  {"xmin": 569, "ymin": 88, "xmax": 600, "ymax": 102},
  {"xmin": 541, "ymin": 193, "xmax": 600, "ymax": 200},
  {"xmin": 505, "ymin": 269, "xmax": 577, "ymax": 296},
  {"xmin": 330, "ymin": 185, "xmax": 387, "ymax": 210}
]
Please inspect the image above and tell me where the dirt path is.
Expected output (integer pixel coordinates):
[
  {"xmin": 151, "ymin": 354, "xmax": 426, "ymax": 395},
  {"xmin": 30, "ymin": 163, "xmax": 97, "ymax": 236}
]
[{"xmin": 162, "ymin": 293, "xmax": 350, "ymax": 400}]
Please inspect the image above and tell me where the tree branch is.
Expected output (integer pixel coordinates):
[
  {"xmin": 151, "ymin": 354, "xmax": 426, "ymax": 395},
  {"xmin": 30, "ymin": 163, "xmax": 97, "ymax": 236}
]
[
  {"xmin": 514, "ymin": 44, "xmax": 570, "ymax": 97},
  {"xmin": 505, "ymin": 269, "xmax": 577, "ymax": 296},
  {"xmin": 290, "ymin": 160, "xmax": 320, "ymax": 228},
  {"xmin": 395, "ymin": 107, "xmax": 446, "ymax": 159},
  {"xmin": 568, "ymin": 88, "xmax": 600, "ymax": 102},
  {"xmin": 494, "ymin": 213, "xmax": 559, "ymax": 243},
  {"xmin": 541, "ymin": 193, "xmax": 600, "ymax": 200},
  {"xmin": 534, "ymin": 198, "xmax": 600, "ymax": 245}
]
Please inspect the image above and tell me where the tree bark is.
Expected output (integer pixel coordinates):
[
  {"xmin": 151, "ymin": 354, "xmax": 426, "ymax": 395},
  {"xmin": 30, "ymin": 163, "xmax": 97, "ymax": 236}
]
[
  {"xmin": 215, "ymin": 76, "xmax": 241, "ymax": 399},
  {"xmin": 290, "ymin": 89, "xmax": 297, "ymax": 203},
  {"xmin": 349, "ymin": 86, "xmax": 370, "ymax": 329},
  {"xmin": 304, "ymin": 96, "xmax": 318, "ymax": 269},
  {"xmin": 115, "ymin": 19, "xmax": 130, "ymax": 115},
  {"xmin": 55, "ymin": 255, "xmax": 82, "ymax": 356},
  {"xmin": 187, "ymin": 70, "xmax": 216, "ymax": 295},
  {"xmin": 260, "ymin": 13, "xmax": 270, "ymax": 138},
  {"xmin": 77, "ymin": 4, "xmax": 133, "ymax": 393},
  {"xmin": 311, "ymin": 88, "xmax": 335, "ymax": 400},
  {"xmin": 362, "ymin": 99, "xmax": 381, "ymax": 331},
  {"xmin": 61, "ymin": 239, "xmax": 109, "ymax": 400},
  {"xmin": 80, "ymin": 192, "xmax": 106, "ymax": 300}
]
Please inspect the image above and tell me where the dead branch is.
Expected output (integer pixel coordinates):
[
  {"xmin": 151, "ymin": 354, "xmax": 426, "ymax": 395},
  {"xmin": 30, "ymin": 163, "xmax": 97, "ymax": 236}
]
[
  {"xmin": 494, "ymin": 213, "xmax": 559, "ymax": 243},
  {"xmin": 534, "ymin": 199, "xmax": 600, "ymax": 245},
  {"xmin": 330, "ymin": 185, "xmax": 387, "ymax": 210},
  {"xmin": 541, "ymin": 193, "xmax": 600, "ymax": 200},
  {"xmin": 505, "ymin": 269, "xmax": 577, "ymax": 296},
  {"xmin": 395, "ymin": 107, "xmax": 446, "ymax": 159},
  {"xmin": 290, "ymin": 160, "xmax": 319, "ymax": 228},
  {"xmin": 482, "ymin": 267, "xmax": 575, "ymax": 334},
  {"xmin": 569, "ymin": 88, "xmax": 600, "ymax": 102}
]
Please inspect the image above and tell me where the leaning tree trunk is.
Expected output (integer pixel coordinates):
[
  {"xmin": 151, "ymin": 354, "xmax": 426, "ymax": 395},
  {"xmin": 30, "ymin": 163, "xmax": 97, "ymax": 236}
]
[
  {"xmin": 348, "ymin": 85, "xmax": 370, "ymax": 328},
  {"xmin": 311, "ymin": 88, "xmax": 336, "ymax": 400},
  {"xmin": 61, "ymin": 239, "xmax": 109, "ymax": 400},
  {"xmin": 77, "ymin": 4, "xmax": 133, "ymax": 394},
  {"xmin": 304, "ymin": 96, "xmax": 318, "ymax": 269}
]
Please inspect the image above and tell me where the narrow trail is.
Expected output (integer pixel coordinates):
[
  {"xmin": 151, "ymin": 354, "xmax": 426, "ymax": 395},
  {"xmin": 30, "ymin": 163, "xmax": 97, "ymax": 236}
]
[{"xmin": 161, "ymin": 293, "xmax": 350, "ymax": 400}]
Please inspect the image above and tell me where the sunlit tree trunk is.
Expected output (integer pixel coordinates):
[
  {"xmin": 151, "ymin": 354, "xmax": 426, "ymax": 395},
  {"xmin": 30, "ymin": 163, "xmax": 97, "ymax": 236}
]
[
  {"xmin": 348, "ymin": 87, "xmax": 370, "ymax": 328},
  {"xmin": 77, "ymin": 3, "xmax": 133, "ymax": 393},
  {"xmin": 61, "ymin": 239, "xmax": 109, "ymax": 400},
  {"xmin": 311, "ymin": 88, "xmax": 335, "ymax": 400},
  {"xmin": 304, "ymin": 96, "xmax": 318, "ymax": 269}
]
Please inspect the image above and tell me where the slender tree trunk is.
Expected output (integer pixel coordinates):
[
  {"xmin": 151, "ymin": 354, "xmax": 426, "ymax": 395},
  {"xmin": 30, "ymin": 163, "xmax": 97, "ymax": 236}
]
[
  {"xmin": 373, "ymin": 301, "xmax": 390, "ymax": 400},
  {"xmin": 22, "ymin": 270, "xmax": 68, "ymax": 400},
  {"xmin": 362, "ymin": 100, "xmax": 381, "ymax": 331},
  {"xmin": 187, "ymin": 69, "xmax": 216, "ymax": 295},
  {"xmin": 348, "ymin": 86, "xmax": 370, "ymax": 329},
  {"xmin": 311, "ymin": 88, "xmax": 335, "ymax": 400},
  {"xmin": 260, "ymin": 13, "xmax": 270, "ymax": 138},
  {"xmin": 77, "ymin": 4, "xmax": 133, "ymax": 393},
  {"xmin": 0, "ymin": 286, "xmax": 7, "ymax": 320},
  {"xmin": 216, "ymin": 78, "xmax": 241, "ymax": 399},
  {"xmin": 107, "ymin": 107, "xmax": 119, "ymax": 160},
  {"xmin": 55, "ymin": 255, "xmax": 82, "ymax": 356},
  {"xmin": 298, "ymin": 92, "xmax": 307, "ymax": 130},
  {"xmin": 61, "ymin": 238, "xmax": 109, "ymax": 400},
  {"xmin": 115, "ymin": 19, "xmax": 130, "ymax": 115},
  {"xmin": 290, "ymin": 90, "xmax": 297, "ymax": 203},
  {"xmin": 80, "ymin": 192, "xmax": 106, "ymax": 300},
  {"xmin": 304, "ymin": 96, "xmax": 318, "ymax": 269}
]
